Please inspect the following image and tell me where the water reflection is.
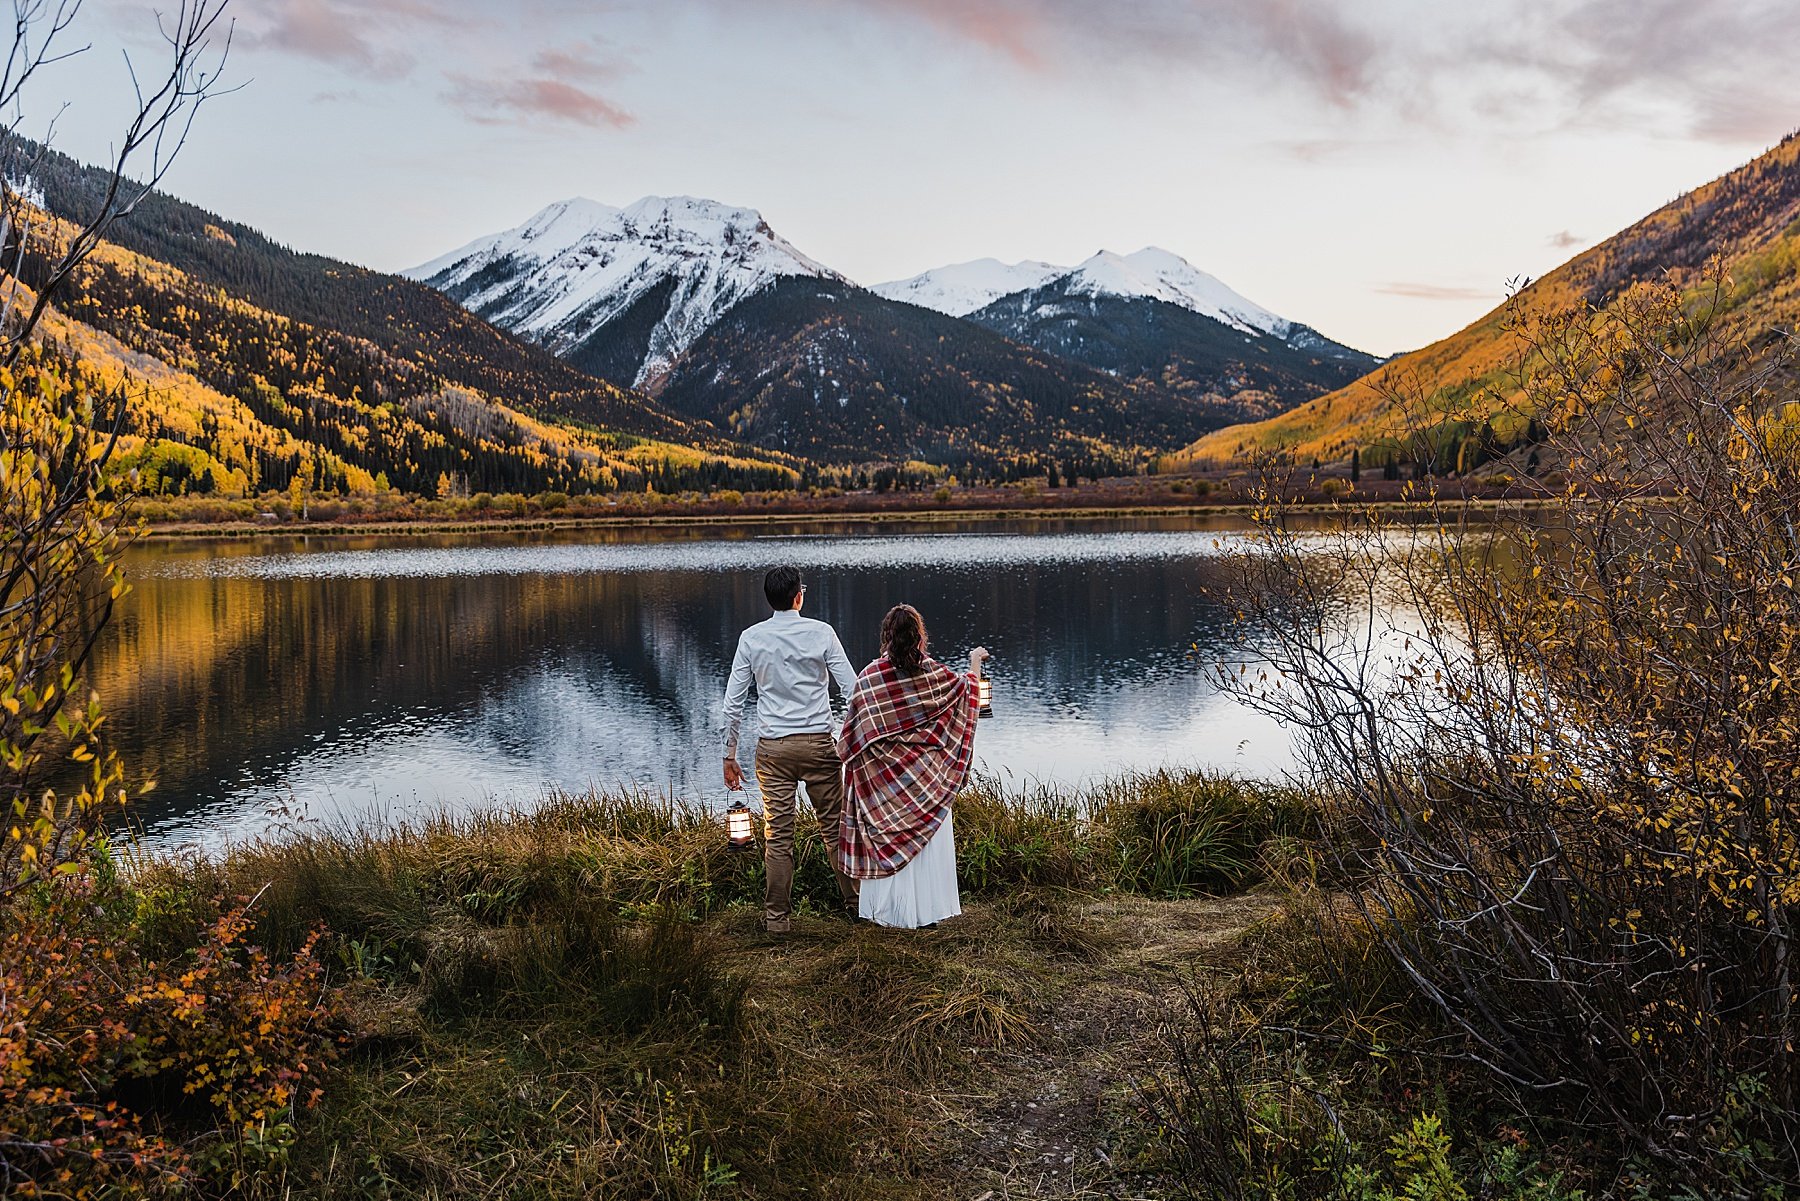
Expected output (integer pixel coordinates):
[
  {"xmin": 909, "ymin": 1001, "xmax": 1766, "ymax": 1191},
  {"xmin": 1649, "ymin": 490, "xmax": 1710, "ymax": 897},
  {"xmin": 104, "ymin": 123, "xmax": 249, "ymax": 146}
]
[{"xmin": 98, "ymin": 520, "xmax": 1298, "ymax": 849}]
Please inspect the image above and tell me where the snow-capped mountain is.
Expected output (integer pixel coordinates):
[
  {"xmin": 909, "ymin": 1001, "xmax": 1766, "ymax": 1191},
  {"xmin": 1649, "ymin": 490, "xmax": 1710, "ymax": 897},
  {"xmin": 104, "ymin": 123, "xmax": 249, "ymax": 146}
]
[
  {"xmin": 404, "ymin": 196, "xmax": 844, "ymax": 387},
  {"xmin": 878, "ymin": 247, "xmax": 1294, "ymax": 334},
  {"xmin": 408, "ymin": 196, "xmax": 1183, "ymax": 461},
  {"xmin": 412, "ymin": 198, "xmax": 1377, "ymax": 462},
  {"xmin": 1059, "ymin": 248, "xmax": 1291, "ymax": 336},
  {"xmin": 872, "ymin": 258, "xmax": 1065, "ymax": 317},
  {"xmin": 956, "ymin": 247, "xmax": 1376, "ymax": 421}
]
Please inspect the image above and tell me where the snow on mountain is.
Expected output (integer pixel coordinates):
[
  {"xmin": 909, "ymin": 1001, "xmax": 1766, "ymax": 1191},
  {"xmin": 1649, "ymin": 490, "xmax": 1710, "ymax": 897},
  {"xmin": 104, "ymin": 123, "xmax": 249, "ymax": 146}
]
[
  {"xmin": 876, "ymin": 247, "xmax": 1292, "ymax": 337},
  {"xmin": 871, "ymin": 257, "xmax": 1066, "ymax": 316},
  {"xmin": 1062, "ymin": 248, "xmax": 1291, "ymax": 337},
  {"xmin": 404, "ymin": 196, "xmax": 843, "ymax": 387}
]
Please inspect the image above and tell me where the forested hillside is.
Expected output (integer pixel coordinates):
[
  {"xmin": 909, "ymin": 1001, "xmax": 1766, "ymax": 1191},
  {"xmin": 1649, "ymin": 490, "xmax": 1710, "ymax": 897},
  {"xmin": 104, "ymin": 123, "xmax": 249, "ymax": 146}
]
[
  {"xmin": 656, "ymin": 277, "xmax": 1224, "ymax": 471},
  {"xmin": 1179, "ymin": 131, "xmax": 1800, "ymax": 468},
  {"xmin": 967, "ymin": 277, "xmax": 1374, "ymax": 427},
  {"xmin": 15, "ymin": 147, "xmax": 799, "ymax": 498},
  {"xmin": 23, "ymin": 148, "xmax": 690, "ymax": 435}
]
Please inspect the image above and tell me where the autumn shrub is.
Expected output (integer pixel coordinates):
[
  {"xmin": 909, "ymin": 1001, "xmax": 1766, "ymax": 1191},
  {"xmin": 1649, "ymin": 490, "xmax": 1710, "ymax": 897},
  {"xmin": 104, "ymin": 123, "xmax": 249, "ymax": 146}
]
[
  {"xmin": 1138, "ymin": 970, "xmax": 1598, "ymax": 1201},
  {"xmin": 1231, "ymin": 280, "xmax": 1800, "ymax": 1188},
  {"xmin": 1, "ymin": 863, "xmax": 350, "ymax": 1196},
  {"xmin": 131, "ymin": 496, "xmax": 260, "ymax": 524},
  {"xmin": 1137, "ymin": 979, "xmax": 1353, "ymax": 1200}
]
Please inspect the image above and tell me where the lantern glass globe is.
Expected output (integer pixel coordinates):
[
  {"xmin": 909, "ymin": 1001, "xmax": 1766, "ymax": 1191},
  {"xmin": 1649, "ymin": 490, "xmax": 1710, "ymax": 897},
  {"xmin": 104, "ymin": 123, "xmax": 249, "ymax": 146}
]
[{"xmin": 726, "ymin": 801, "xmax": 756, "ymax": 851}]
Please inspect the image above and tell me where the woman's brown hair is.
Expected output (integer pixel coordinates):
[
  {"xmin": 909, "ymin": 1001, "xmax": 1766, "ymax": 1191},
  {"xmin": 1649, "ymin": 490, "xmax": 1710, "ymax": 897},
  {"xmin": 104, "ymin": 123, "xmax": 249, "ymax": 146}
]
[{"xmin": 880, "ymin": 604, "xmax": 928, "ymax": 674}]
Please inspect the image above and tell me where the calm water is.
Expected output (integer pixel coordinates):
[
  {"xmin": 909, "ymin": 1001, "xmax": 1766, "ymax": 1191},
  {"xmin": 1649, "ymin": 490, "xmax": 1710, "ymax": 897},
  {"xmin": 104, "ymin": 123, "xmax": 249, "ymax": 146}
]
[{"xmin": 99, "ymin": 516, "xmax": 1300, "ymax": 849}]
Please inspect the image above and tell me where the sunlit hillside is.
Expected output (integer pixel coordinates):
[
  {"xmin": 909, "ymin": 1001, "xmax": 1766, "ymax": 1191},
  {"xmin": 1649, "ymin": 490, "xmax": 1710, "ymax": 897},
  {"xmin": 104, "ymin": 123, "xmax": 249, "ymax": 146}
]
[
  {"xmin": 15, "ymin": 149, "xmax": 800, "ymax": 499},
  {"xmin": 1178, "ymin": 131, "xmax": 1800, "ymax": 467}
]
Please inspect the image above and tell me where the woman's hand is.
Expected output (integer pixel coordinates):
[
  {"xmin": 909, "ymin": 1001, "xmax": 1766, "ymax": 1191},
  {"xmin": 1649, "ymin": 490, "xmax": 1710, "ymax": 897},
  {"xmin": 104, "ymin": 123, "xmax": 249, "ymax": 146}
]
[{"xmin": 969, "ymin": 646, "xmax": 990, "ymax": 673}]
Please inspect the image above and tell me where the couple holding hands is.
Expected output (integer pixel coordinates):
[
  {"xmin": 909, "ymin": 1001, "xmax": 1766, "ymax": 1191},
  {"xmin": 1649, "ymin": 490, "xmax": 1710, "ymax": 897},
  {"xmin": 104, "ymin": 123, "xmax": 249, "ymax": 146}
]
[{"xmin": 722, "ymin": 566, "xmax": 988, "ymax": 932}]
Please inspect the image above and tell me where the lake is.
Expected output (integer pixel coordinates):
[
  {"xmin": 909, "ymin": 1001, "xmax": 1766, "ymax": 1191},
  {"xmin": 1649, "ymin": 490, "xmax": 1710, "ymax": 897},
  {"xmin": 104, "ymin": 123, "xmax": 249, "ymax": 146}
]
[{"xmin": 98, "ymin": 516, "xmax": 1299, "ymax": 849}]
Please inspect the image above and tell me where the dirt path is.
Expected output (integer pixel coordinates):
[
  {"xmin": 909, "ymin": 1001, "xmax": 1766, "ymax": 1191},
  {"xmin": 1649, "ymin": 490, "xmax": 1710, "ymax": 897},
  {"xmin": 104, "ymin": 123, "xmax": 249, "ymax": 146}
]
[
  {"xmin": 943, "ymin": 892, "xmax": 1284, "ymax": 1200},
  {"xmin": 721, "ymin": 890, "xmax": 1285, "ymax": 1199}
]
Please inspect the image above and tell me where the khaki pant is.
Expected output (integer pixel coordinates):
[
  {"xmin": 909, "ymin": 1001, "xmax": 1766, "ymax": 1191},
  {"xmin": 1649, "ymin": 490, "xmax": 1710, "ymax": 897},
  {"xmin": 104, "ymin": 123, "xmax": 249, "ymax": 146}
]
[{"xmin": 754, "ymin": 731, "xmax": 859, "ymax": 931}]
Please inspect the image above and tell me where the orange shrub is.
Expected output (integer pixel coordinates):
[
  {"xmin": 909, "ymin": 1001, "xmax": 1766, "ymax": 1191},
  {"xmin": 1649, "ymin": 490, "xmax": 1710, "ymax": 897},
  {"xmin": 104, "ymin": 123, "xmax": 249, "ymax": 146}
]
[{"xmin": 1, "ymin": 874, "xmax": 349, "ymax": 1196}]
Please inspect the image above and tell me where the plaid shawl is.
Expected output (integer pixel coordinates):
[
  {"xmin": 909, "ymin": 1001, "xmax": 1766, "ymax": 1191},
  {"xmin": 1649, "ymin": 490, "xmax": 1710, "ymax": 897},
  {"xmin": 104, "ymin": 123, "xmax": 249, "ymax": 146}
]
[{"xmin": 836, "ymin": 655, "xmax": 980, "ymax": 880}]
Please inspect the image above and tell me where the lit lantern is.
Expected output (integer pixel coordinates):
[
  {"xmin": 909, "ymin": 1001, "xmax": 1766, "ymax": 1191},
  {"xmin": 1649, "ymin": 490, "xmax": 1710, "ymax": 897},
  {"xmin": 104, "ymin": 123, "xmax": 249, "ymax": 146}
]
[
  {"xmin": 725, "ymin": 799, "xmax": 756, "ymax": 852},
  {"xmin": 977, "ymin": 668, "xmax": 993, "ymax": 718}
]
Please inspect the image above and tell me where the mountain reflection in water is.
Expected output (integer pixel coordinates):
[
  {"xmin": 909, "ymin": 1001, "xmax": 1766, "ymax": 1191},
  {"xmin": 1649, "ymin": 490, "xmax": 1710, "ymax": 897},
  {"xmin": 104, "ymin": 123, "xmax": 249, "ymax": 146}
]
[{"xmin": 98, "ymin": 519, "xmax": 1297, "ymax": 848}]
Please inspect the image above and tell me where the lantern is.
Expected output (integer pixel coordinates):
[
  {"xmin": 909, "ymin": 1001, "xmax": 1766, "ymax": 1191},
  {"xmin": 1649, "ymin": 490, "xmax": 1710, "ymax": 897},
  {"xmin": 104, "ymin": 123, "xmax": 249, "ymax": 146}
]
[
  {"xmin": 977, "ymin": 667, "xmax": 993, "ymax": 718},
  {"xmin": 726, "ymin": 799, "xmax": 756, "ymax": 852}
]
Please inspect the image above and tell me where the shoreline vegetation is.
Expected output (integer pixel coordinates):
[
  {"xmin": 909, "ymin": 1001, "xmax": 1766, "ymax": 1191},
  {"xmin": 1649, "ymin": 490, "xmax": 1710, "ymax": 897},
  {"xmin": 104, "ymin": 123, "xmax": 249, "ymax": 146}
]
[
  {"xmin": 30, "ymin": 771, "xmax": 1327, "ymax": 1199},
  {"xmin": 135, "ymin": 488, "xmax": 1555, "ymax": 541},
  {"xmin": 15, "ymin": 767, "xmax": 1684, "ymax": 1199}
]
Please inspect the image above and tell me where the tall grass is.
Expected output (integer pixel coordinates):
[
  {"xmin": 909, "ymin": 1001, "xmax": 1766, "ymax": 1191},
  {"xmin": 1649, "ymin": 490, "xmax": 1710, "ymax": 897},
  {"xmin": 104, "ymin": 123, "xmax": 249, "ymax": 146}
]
[
  {"xmin": 145, "ymin": 769, "xmax": 1307, "ymax": 968},
  {"xmin": 110, "ymin": 769, "xmax": 1312, "ymax": 1198},
  {"xmin": 957, "ymin": 769, "xmax": 1314, "ymax": 898}
]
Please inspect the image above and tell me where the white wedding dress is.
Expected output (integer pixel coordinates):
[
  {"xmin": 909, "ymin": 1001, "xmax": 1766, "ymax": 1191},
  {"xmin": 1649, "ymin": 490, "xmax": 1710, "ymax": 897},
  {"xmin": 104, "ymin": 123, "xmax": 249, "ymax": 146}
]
[{"xmin": 858, "ymin": 807, "xmax": 962, "ymax": 928}]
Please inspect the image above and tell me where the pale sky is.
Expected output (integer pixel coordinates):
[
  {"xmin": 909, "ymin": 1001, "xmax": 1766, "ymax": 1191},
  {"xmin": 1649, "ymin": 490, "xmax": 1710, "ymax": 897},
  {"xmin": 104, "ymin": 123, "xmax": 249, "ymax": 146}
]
[{"xmin": 33, "ymin": 0, "xmax": 1800, "ymax": 356}]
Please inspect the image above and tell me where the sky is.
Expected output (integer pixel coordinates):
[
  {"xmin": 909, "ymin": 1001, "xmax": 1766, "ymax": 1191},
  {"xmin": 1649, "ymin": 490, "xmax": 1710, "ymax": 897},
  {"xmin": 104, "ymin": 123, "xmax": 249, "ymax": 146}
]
[{"xmin": 28, "ymin": 0, "xmax": 1800, "ymax": 356}]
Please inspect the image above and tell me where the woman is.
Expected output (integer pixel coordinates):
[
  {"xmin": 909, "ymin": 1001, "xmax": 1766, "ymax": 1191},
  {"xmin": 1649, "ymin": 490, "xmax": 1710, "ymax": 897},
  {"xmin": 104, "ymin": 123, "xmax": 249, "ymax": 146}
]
[{"xmin": 837, "ymin": 604, "xmax": 987, "ymax": 929}]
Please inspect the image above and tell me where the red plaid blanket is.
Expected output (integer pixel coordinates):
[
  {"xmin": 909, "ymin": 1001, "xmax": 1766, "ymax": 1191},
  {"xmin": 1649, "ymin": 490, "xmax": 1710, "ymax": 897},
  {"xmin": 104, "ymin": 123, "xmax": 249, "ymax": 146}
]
[{"xmin": 836, "ymin": 655, "xmax": 980, "ymax": 880}]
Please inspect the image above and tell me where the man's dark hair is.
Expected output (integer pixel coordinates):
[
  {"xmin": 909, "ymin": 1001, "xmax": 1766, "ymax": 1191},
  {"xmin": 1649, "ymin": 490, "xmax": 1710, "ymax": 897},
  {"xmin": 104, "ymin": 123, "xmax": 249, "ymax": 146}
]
[{"xmin": 764, "ymin": 565, "xmax": 803, "ymax": 610}]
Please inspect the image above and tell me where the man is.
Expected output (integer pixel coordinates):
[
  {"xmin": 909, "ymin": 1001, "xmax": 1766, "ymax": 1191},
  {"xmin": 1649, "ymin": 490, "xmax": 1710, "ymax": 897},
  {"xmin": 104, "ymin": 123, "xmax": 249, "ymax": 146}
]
[{"xmin": 723, "ymin": 565, "xmax": 859, "ymax": 932}]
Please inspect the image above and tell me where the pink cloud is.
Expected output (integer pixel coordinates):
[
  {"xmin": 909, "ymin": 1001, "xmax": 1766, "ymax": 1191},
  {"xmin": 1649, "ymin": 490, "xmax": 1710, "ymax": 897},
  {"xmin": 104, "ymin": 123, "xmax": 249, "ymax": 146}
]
[
  {"xmin": 447, "ymin": 76, "xmax": 634, "ymax": 128},
  {"xmin": 235, "ymin": 2, "xmax": 636, "ymax": 128},
  {"xmin": 446, "ymin": 34, "xmax": 632, "ymax": 128},
  {"xmin": 1376, "ymin": 282, "xmax": 1495, "ymax": 302},
  {"xmin": 792, "ymin": 0, "xmax": 1800, "ymax": 141},
  {"xmin": 858, "ymin": 0, "xmax": 1047, "ymax": 68},
  {"xmin": 240, "ymin": 0, "xmax": 426, "ymax": 76},
  {"xmin": 814, "ymin": 0, "xmax": 1377, "ymax": 105},
  {"xmin": 531, "ymin": 39, "xmax": 628, "ymax": 83}
]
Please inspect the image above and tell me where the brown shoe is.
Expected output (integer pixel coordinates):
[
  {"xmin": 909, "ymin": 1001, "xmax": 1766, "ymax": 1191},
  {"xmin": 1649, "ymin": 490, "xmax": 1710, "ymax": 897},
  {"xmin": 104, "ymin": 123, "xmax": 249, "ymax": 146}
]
[{"xmin": 763, "ymin": 918, "xmax": 792, "ymax": 934}]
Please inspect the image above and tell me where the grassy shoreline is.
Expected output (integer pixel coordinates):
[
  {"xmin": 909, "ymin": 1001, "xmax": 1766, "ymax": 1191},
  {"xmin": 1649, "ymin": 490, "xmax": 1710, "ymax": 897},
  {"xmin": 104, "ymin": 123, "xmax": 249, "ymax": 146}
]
[
  {"xmin": 71, "ymin": 771, "xmax": 1306, "ymax": 1199},
  {"xmin": 12, "ymin": 766, "xmax": 1744, "ymax": 1198}
]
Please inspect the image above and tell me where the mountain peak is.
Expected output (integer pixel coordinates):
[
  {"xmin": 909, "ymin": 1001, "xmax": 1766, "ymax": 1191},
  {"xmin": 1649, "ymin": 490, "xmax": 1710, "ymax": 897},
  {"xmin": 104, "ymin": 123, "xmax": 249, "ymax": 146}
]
[
  {"xmin": 874, "ymin": 247, "xmax": 1292, "ymax": 338},
  {"xmin": 501, "ymin": 197, "xmax": 620, "ymax": 256},
  {"xmin": 1066, "ymin": 247, "xmax": 1289, "ymax": 336},
  {"xmin": 872, "ymin": 257, "xmax": 1067, "ymax": 316},
  {"xmin": 619, "ymin": 194, "xmax": 758, "ymax": 224},
  {"xmin": 405, "ymin": 194, "xmax": 842, "ymax": 386}
]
